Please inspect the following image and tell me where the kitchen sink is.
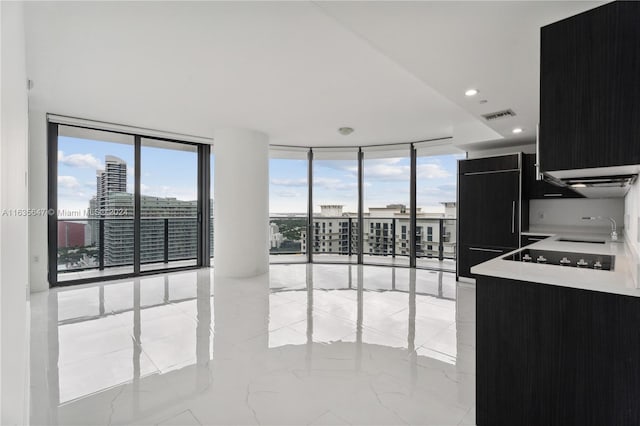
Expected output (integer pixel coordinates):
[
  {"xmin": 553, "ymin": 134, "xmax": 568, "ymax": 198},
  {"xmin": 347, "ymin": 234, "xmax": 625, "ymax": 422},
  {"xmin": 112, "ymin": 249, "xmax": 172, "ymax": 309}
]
[{"xmin": 557, "ymin": 238, "xmax": 606, "ymax": 244}]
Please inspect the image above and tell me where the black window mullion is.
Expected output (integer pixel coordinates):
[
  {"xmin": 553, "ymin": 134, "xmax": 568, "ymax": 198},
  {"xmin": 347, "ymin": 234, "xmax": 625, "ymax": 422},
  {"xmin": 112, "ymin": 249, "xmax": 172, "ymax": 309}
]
[
  {"xmin": 47, "ymin": 122, "xmax": 59, "ymax": 287},
  {"xmin": 307, "ymin": 148, "xmax": 313, "ymax": 263},
  {"xmin": 410, "ymin": 144, "xmax": 417, "ymax": 268},
  {"xmin": 198, "ymin": 144, "xmax": 211, "ymax": 267},
  {"xmin": 134, "ymin": 135, "xmax": 141, "ymax": 274},
  {"xmin": 357, "ymin": 148, "xmax": 364, "ymax": 265}
]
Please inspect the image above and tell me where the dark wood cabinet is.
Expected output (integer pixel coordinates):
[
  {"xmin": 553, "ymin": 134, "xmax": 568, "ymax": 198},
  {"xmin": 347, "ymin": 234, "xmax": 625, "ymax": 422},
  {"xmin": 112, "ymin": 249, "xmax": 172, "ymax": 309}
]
[
  {"xmin": 459, "ymin": 171, "xmax": 520, "ymax": 248},
  {"xmin": 477, "ymin": 275, "xmax": 640, "ymax": 426},
  {"xmin": 458, "ymin": 245, "xmax": 510, "ymax": 278},
  {"xmin": 457, "ymin": 154, "xmax": 526, "ymax": 278},
  {"xmin": 458, "ymin": 154, "xmax": 519, "ymax": 175},
  {"xmin": 522, "ymin": 154, "xmax": 583, "ymax": 199},
  {"xmin": 539, "ymin": 1, "xmax": 640, "ymax": 173}
]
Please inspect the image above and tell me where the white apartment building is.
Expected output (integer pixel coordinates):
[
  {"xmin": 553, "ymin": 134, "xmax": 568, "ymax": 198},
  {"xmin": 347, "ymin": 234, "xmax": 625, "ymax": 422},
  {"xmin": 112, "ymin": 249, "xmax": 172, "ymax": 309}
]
[{"xmin": 301, "ymin": 204, "xmax": 457, "ymax": 259}]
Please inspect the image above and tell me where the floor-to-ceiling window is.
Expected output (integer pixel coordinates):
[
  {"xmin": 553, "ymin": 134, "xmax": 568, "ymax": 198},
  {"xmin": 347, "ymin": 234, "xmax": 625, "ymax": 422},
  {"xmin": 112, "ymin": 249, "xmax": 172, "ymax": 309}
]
[
  {"xmin": 415, "ymin": 150, "xmax": 464, "ymax": 272},
  {"xmin": 56, "ymin": 125, "xmax": 135, "ymax": 282},
  {"xmin": 53, "ymin": 123, "xmax": 459, "ymax": 285},
  {"xmin": 268, "ymin": 148, "xmax": 308, "ymax": 264},
  {"xmin": 140, "ymin": 138, "xmax": 199, "ymax": 272},
  {"xmin": 362, "ymin": 146, "xmax": 412, "ymax": 267},
  {"xmin": 50, "ymin": 121, "xmax": 210, "ymax": 286},
  {"xmin": 312, "ymin": 148, "xmax": 359, "ymax": 263}
]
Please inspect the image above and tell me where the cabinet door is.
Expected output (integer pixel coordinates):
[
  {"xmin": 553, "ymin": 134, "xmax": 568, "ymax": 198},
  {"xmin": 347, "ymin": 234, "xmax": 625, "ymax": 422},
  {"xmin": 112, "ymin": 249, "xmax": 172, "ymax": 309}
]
[
  {"xmin": 458, "ymin": 245, "xmax": 511, "ymax": 278},
  {"xmin": 539, "ymin": 1, "xmax": 640, "ymax": 172},
  {"xmin": 459, "ymin": 155, "xmax": 519, "ymax": 174},
  {"xmin": 459, "ymin": 170, "xmax": 520, "ymax": 248}
]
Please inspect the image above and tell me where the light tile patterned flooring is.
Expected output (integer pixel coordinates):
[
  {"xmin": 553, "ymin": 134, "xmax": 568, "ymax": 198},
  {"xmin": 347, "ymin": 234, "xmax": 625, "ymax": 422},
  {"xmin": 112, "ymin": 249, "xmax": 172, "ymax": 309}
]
[{"xmin": 30, "ymin": 264, "xmax": 475, "ymax": 425}]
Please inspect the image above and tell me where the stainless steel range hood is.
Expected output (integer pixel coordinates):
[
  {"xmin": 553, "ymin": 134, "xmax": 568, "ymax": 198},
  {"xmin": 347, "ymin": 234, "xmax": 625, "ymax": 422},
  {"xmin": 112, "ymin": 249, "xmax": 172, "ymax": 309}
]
[{"xmin": 543, "ymin": 165, "xmax": 640, "ymax": 198}]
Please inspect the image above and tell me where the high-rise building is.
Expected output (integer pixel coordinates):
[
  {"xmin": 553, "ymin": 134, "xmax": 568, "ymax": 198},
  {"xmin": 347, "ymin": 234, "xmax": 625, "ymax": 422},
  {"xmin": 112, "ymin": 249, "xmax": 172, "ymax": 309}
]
[
  {"xmin": 57, "ymin": 221, "xmax": 88, "ymax": 248},
  {"xmin": 301, "ymin": 204, "xmax": 456, "ymax": 259},
  {"xmin": 101, "ymin": 192, "xmax": 198, "ymax": 266},
  {"xmin": 96, "ymin": 155, "xmax": 127, "ymax": 209},
  {"xmin": 86, "ymin": 155, "xmax": 200, "ymax": 268}
]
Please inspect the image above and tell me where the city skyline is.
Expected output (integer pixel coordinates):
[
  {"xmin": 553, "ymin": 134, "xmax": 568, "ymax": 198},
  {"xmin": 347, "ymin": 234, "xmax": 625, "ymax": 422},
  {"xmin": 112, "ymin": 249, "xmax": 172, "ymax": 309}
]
[
  {"xmin": 269, "ymin": 153, "xmax": 463, "ymax": 213},
  {"xmin": 58, "ymin": 135, "xmax": 461, "ymax": 216},
  {"xmin": 58, "ymin": 136, "xmax": 199, "ymax": 216}
]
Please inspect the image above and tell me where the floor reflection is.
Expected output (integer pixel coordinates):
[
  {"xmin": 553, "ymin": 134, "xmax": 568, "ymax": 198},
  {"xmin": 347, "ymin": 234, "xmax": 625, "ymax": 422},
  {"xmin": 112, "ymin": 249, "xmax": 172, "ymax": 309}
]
[{"xmin": 30, "ymin": 264, "xmax": 475, "ymax": 425}]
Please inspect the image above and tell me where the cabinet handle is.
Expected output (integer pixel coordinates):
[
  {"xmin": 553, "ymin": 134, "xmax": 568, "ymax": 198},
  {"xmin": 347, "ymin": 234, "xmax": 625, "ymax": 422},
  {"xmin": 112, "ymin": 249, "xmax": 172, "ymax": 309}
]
[
  {"xmin": 463, "ymin": 169, "xmax": 519, "ymax": 176},
  {"xmin": 469, "ymin": 247, "xmax": 503, "ymax": 253},
  {"xmin": 528, "ymin": 238, "xmax": 545, "ymax": 241},
  {"xmin": 543, "ymin": 193, "xmax": 562, "ymax": 197},
  {"xmin": 512, "ymin": 201, "xmax": 516, "ymax": 234}
]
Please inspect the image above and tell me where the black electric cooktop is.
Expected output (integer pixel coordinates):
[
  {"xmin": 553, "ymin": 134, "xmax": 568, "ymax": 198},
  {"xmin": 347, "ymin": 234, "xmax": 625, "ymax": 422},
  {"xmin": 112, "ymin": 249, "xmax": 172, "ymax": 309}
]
[{"xmin": 504, "ymin": 248, "xmax": 615, "ymax": 271}]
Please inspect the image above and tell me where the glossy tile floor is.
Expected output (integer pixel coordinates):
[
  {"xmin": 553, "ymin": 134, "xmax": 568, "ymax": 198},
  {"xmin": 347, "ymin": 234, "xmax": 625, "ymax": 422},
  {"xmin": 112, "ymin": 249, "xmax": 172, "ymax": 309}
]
[{"xmin": 30, "ymin": 264, "xmax": 475, "ymax": 425}]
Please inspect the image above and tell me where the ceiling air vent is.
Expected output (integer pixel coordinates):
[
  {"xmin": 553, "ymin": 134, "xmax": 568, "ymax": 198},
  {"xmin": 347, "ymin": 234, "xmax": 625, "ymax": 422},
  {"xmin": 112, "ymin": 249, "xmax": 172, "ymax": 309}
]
[{"xmin": 482, "ymin": 109, "xmax": 516, "ymax": 121}]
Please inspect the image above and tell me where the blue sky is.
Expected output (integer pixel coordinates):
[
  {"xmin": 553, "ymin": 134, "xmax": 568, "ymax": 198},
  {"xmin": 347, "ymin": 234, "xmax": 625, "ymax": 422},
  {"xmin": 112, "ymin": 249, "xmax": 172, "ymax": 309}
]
[
  {"xmin": 58, "ymin": 135, "xmax": 461, "ymax": 216},
  {"xmin": 269, "ymin": 153, "xmax": 463, "ymax": 214},
  {"xmin": 58, "ymin": 136, "xmax": 198, "ymax": 215}
]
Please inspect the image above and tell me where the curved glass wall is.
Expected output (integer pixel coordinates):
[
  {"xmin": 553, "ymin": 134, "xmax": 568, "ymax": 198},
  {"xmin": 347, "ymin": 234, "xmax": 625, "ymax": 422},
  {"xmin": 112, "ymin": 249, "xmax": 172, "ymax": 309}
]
[
  {"xmin": 415, "ymin": 153, "xmax": 464, "ymax": 272},
  {"xmin": 269, "ymin": 149, "xmax": 309, "ymax": 264},
  {"xmin": 362, "ymin": 148, "xmax": 411, "ymax": 267},
  {"xmin": 269, "ymin": 143, "xmax": 463, "ymax": 272},
  {"xmin": 312, "ymin": 148, "xmax": 359, "ymax": 263}
]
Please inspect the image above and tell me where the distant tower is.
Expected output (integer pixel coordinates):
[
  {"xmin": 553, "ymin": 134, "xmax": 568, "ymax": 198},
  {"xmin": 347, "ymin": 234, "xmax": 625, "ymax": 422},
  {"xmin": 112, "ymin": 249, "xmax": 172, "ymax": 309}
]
[
  {"xmin": 96, "ymin": 155, "xmax": 127, "ymax": 208},
  {"xmin": 89, "ymin": 155, "xmax": 128, "ymax": 249}
]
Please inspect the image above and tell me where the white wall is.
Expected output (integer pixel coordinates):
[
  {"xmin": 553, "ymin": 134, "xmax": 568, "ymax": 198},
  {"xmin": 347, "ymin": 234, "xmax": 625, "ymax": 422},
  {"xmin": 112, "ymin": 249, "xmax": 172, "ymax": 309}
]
[
  {"xmin": 624, "ymin": 179, "xmax": 640, "ymax": 258},
  {"xmin": 213, "ymin": 128, "xmax": 269, "ymax": 278},
  {"xmin": 530, "ymin": 198, "xmax": 624, "ymax": 231},
  {"xmin": 1, "ymin": 1, "xmax": 31, "ymax": 424}
]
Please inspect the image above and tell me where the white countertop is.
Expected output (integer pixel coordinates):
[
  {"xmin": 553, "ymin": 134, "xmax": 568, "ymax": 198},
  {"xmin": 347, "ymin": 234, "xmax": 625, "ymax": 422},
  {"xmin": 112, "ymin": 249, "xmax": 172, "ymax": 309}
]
[{"xmin": 471, "ymin": 229, "xmax": 640, "ymax": 297}]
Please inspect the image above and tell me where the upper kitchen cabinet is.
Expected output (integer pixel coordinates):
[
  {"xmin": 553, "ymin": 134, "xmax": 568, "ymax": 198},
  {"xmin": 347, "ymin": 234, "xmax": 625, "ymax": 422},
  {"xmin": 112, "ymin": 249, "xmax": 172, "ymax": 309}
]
[{"xmin": 539, "ymin": 1, "xmax": 640, "ymax": 173}]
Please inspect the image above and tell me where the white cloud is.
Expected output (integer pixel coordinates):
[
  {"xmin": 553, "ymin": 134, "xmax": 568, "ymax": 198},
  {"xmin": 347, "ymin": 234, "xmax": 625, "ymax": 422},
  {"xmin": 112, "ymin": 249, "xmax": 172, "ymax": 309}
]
[
  {"xmin": 58, "ymin": 175, "xmax": 80, "ymax": 189},
  {"xmin": 417, "ymin": 163, "xmax": 451, "ymax": 179},
  {"xmin": 365, "ymin": 164, "xmax": 409, "ymax": 181},
  {"xmin": 271, "ymin": 178, "xmax": 307, "ymax": 187},
  {"xmin": 314, "ymin": 177, "xmax": 357, "ymax": 191},
  {"xmin": 58, "ymin": 150, "xmax": 104, "ymax": 169}
]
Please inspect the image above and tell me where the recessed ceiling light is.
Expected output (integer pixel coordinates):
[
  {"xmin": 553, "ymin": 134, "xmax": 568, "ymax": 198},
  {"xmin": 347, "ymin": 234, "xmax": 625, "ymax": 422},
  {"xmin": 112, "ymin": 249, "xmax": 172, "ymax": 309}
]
[
  {"xmin": 479, "ymin": 99, "xmax": 488, "ymax": 104},
  {"xmin": 338, "ymin": 127, "xmax": 354, "ymax": 136},
  {"xmin": 465, "ymin": 89, "xmax": 479, "ymax": 97},
  {"xmin": 512, "ymin": 127, "xmax": 523, "ymax": 134}
]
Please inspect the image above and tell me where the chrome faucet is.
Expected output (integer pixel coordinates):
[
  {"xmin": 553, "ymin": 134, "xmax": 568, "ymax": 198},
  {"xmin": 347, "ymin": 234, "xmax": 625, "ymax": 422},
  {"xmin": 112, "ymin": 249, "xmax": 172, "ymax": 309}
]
[{"xmin": 582, "ymin": 216, "xmax": 618, "ymax": 241}]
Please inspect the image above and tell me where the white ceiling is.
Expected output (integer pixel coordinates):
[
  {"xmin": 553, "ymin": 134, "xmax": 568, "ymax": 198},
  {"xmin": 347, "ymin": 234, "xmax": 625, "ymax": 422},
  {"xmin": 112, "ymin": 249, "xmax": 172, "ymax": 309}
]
[{"xmin": 24, "ymin": 1, "xmax": 602, "ymax": 148}]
